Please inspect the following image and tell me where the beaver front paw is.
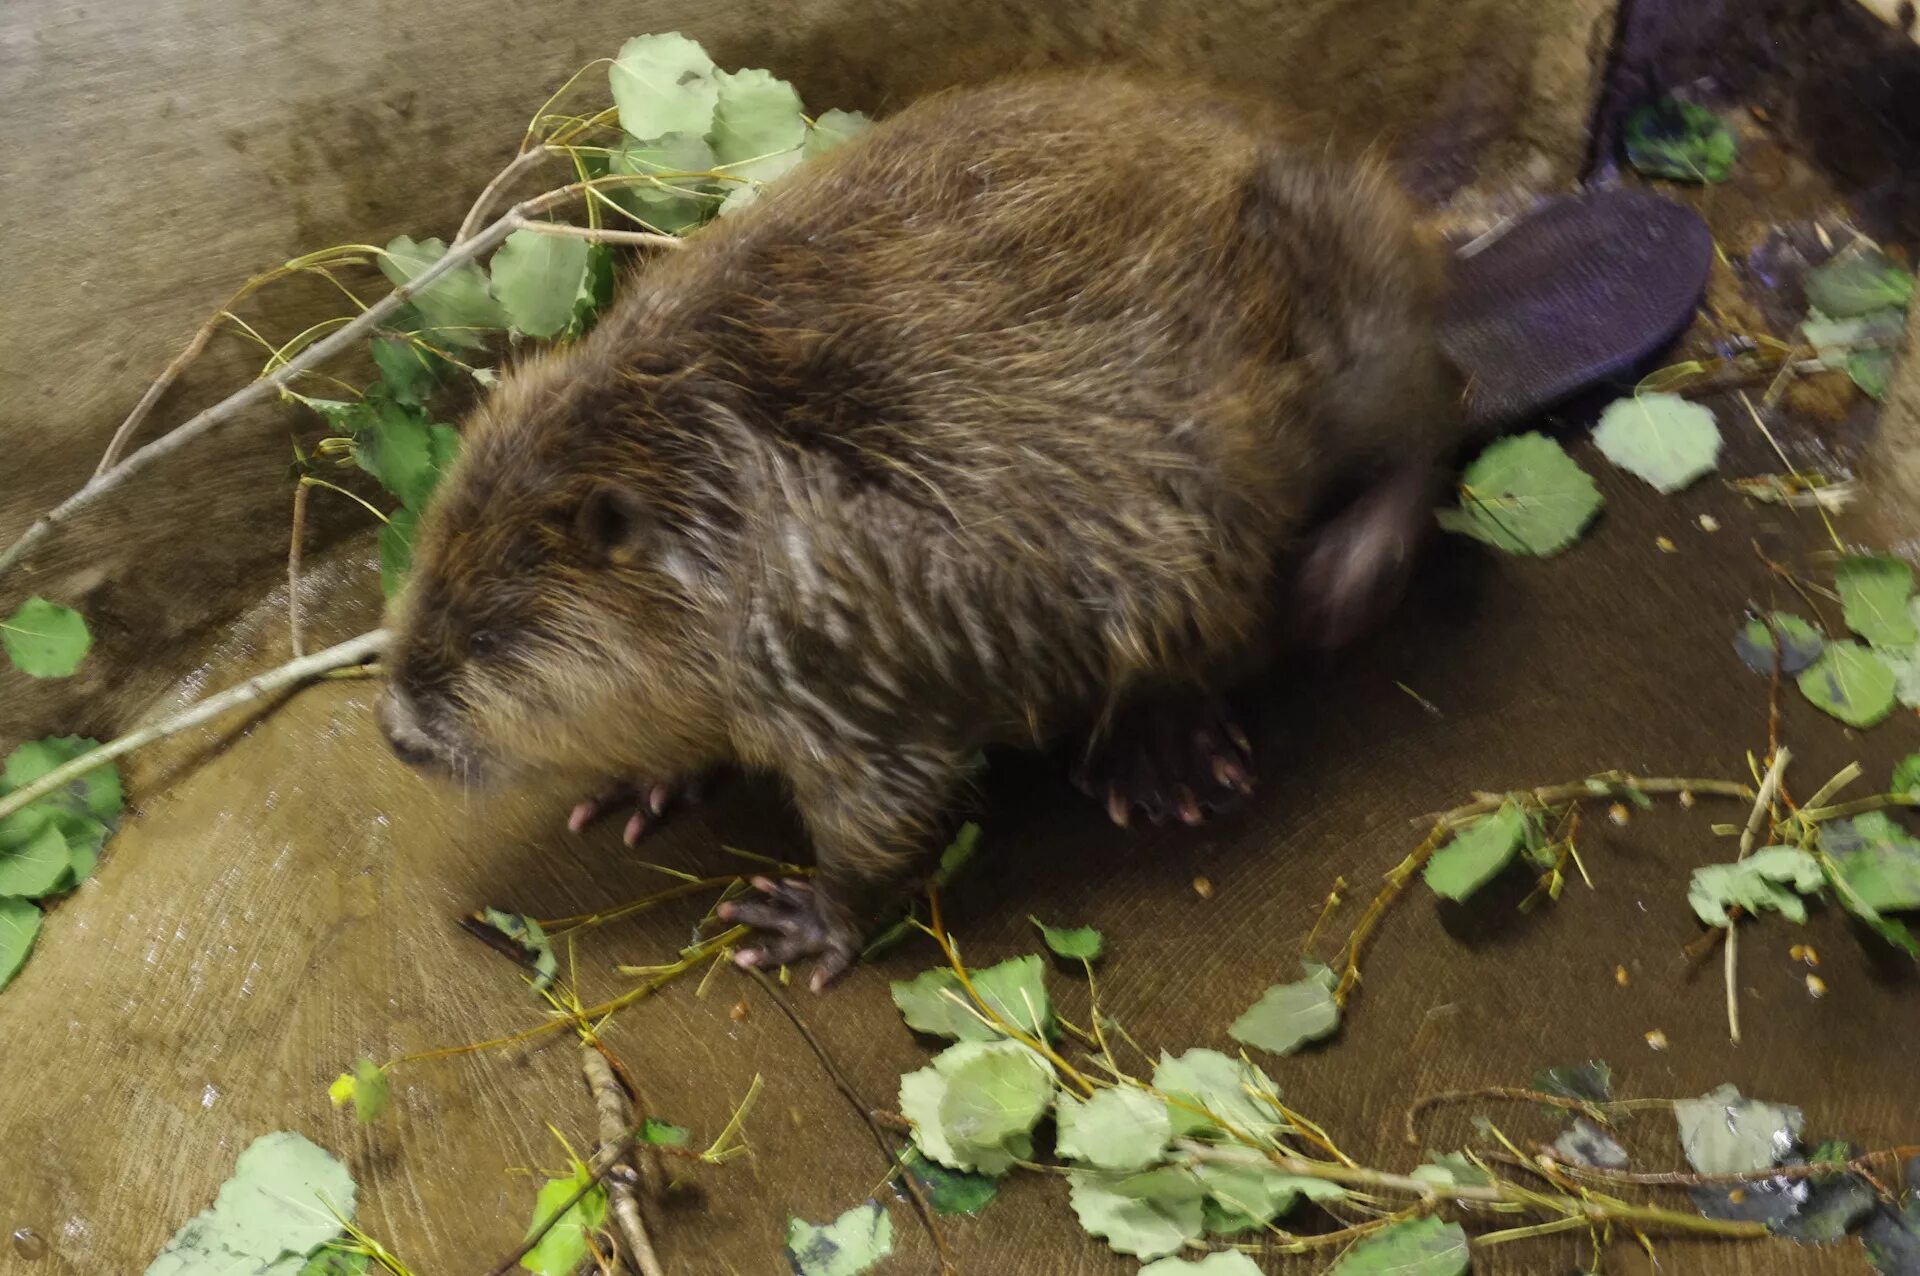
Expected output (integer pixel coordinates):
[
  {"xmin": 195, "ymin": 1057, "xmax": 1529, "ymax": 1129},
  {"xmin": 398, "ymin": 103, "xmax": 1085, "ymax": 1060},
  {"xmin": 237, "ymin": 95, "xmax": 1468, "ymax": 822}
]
[
  {"xmin": 1071, "ymin": 693, "xmax": 1255, "ymax": 828},
  {"xmin": 718, "ymin": 876, "xmax": 860, "ymax": 992},
  {"xmin": 567, "ymin": 774, "xmax": 706, "ymax": 845}
]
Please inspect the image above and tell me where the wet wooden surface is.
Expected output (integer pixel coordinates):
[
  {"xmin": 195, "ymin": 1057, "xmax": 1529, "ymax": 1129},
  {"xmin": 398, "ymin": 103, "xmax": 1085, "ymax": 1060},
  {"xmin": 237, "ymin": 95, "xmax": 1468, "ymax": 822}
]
[{"xmin": 4, "ymin": 1, "xmax": 1920, "ymax": 1273}]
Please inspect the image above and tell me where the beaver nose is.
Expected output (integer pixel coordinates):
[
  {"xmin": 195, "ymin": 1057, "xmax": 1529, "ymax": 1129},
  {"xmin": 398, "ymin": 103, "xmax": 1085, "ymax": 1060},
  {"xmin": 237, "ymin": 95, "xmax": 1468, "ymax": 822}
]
[
  {"xmin": 375, "ymin": 688, "xmax": 439, "ymax": 769},
  {"xmin": 383, "ymin": 723, "xmax": 438, "ymax": 768}
]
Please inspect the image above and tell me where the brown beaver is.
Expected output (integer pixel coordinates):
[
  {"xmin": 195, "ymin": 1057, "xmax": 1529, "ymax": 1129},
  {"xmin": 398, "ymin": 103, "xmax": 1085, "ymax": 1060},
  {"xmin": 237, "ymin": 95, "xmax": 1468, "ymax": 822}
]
[{"xmin": 376, "ymin": 70, "xmax": 1465, "ymax": 988}]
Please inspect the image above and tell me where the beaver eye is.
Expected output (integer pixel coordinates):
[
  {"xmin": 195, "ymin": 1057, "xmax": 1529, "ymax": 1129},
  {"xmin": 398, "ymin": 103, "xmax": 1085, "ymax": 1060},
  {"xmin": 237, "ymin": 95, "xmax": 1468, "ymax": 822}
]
[{"xmin": 469, "ymin": 630, "xmax": 501, "ymax": 659}]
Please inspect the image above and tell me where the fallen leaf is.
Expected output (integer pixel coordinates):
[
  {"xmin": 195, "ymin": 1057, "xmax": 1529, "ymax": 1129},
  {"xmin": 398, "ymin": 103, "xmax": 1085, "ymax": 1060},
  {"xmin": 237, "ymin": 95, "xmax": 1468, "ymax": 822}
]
[
  {"xmin": 1675, "ymin": 1083, "xmax": 1804, "ymax": 1175},
  {"xmin": 1066, "ymin": 1166, "xmax": 1207, "ymax": 1260},
  {"xmin": 2, "ymin": 597, "xmax": 92, "ymax": 678},
  {"xmin": 903, "ymin": 1148, "xmax": 999, "ymax": 1216},
  {"xmin": 1592, "ymin": 393, "xmax": 1722, "ymax": 492},
  {"xmin": 1798, "ymin": 641, "xmax": 1898, "ymax": 728},
  {"xmin": 1688, "ymin": 846, "xmax": 1825, "ymax": 926},
  {"xmin": 518, "ymin": 1166, "xmax": 608, "ymax": 1276},
  {"xmin": 1733, "ymin": 612, "xmax": 1826, "ymax": 675},
  {"xmin": 1436, "ymin": 433, "xmax": 1602, "ymax": 556},
  {"xmin": 1227, "ymin": 961, "xmax": 1341, "ymax": 1056},
  {"xmin": 784, "ymin": 1201, "xmax": 893, "ymax": 1276},
  {"xmin": 1804, "ymin": 245, "xmax": 1916, "ymax": 318},
  {"xmin": 1152, "ymin": 1048, "xmax": 1284, "ymax": 1141},
  {"xmin": 142, "ymin": 1131, "xmax": 357, "ymax": 1276},
  {"xmin": 1031, "ymin": 916, "xmax": 1104, "ymax": 962},
  {"xmin": 1055, "ymin": 1086, "xmax": 1172, "ymax": 1172},
  {"xmin": 1835, "ymin": 555, "xmax": 1919, "ymax": 650},
  {"xmin": 1326, "ymin": 1216, "xmax": 1470, "ymax": 1275},
  {"xmin": 1423, "ymin": 802, "xmax": 1530, "ymax": 901}
]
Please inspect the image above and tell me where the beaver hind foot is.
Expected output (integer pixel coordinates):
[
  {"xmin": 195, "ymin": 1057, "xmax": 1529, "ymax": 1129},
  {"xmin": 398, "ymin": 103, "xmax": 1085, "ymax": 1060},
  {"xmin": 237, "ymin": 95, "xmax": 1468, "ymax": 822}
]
[
  {"xmin": 1072, "ymin": 692, "xmax": 1255, "ymax": 828},
  {"xmin": 720, "ymin": 877, "xmax": 859, "ymax": 992},
  {"xmin": 568, "ymin": 774, "xmax": 707, "ymax": 845}
]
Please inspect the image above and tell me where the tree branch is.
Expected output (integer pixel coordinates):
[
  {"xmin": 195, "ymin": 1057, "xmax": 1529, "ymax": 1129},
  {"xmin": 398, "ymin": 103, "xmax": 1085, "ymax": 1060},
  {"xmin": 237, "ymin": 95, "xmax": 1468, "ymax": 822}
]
[
  {"xmin": 506, "ymin": 216, "xmax": 683, "ymax": 250},
  {"xmin": 0, "ymin": 629, "xmax": 386, "ymax": 824},
  {"xmin": 581, "ymin": 1043, "xmax": 667, "ymax": 1276}
]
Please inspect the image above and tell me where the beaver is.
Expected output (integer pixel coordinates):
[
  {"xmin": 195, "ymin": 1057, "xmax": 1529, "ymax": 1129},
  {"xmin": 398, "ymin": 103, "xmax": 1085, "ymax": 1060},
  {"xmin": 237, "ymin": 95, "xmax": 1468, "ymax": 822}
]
[{"xmin": 376, "ymin": 70, "xmax": 1466, "ymax": 988}]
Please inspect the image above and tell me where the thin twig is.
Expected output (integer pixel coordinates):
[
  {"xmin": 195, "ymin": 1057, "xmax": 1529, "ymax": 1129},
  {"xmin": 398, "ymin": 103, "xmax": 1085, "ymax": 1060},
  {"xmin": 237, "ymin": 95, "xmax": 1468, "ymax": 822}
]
[
  {"xmin": 0, "ymin": 629, "xmax": 386, "ymax": 824},
  {"xmin": 741, "ymin": 965, "xmax": 954, "ymax": 1273},
  {"xmin": 1727, "ymin": 748, "xmax": 1790, "ymax": 1045},
  {"xmin": 455, "ymin": 145, "xmax": 557, "ymax": 245},
  {"xmin": 582, "ymin": 1044, "xmax": 666, "ymax": 1276},
  {"xmin": 480, "ymin": 1129, "xmax": 635, "ymax": 1276},
  {"xmin": 288, "ymin": 479, "xmax": 310, "ymax": 658},
  {"xmin": 507, "ymin": 215, "xmax": 683, "ymax": 249},
  {"xmin": 1404, "ymin": 1087, "xmax": 1613, "ymax": 1147}
]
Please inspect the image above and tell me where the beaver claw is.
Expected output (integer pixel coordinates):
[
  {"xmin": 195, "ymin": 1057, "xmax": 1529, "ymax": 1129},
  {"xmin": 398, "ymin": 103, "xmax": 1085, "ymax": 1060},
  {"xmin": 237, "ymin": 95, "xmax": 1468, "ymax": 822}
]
[
  {"xmin": 567, "ymin": 775, "xmax": 705, "ymax": 845},
  {"xmin": 1071, "ymin": 694, "xmax": 1255, "ymax": 828},
  {"xmin": 718, "ymin": 876, "xmax": 859, "ymax": 992}
]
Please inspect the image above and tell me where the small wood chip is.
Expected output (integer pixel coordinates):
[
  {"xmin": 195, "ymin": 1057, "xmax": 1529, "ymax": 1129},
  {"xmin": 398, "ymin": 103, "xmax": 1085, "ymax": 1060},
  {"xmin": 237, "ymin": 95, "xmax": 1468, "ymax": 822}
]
[
  {"xmin": 1615, "ymin": 965, "xmax": 1632, "ymax": 987},
  {"xmin": 1192, "ymin": 876, "xmax": 1214, "ymax": 899},
  {"xmin": 1679, "ymin": 790, "xmax": 1696, "ymax": 808},
  {"xmin": 1645, "ymin": 1029, "xmax": 1669, "ymax": 1051},
  {"xmin": 1608, "ymin": 803, "xmax": 1630, "ymax": 825},
  {"xmin": 1697, "ymin": 514, "xmax": 1720, "ymax": 532},
  {"xmin": 730, "ymin": 999, "xmax": 750, "ymax": 1022},
  {"xmin": 1805, "ymin": 974, "xmax": 1827, "ymax": 998},
  {"xmin": 1656, "ymin": 536, "xmax": 1678, "ymax": 553}
]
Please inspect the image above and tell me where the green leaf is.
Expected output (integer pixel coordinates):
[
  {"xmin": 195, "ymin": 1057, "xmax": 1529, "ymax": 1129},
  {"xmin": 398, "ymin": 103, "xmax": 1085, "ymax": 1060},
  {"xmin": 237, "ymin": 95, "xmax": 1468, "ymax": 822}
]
[
  {"xmin": 491, "ymin": 230, "xmax": 593, "ymax": 339},
  {"xmin": 1623, "ymin": 99, "xmax": 1738, "ymax": 183},
  {"xmin": 641, "ymin": 1117, "xmax": 690, "ymax": 1146},
  {"xmin": 1798, "ymin": 641, "xmax": 1898, "ymax": 728},
  {"xmin": 1675, "ymin": 1083, "xmax": 1803, "ymax": 1174},
  {"xmin": 298, "ymin": 1246, "xmax": 371, "ymax": 1276},
  {"xmin": 1327, "ymin": 1216, "xmax": 1471, "ymax": 1275},
  {"xmin": 1533, "ymin": 1060, "xmax": 1613, "ymax": 1103},
  {"xmin": 1066, "ymin": 1167, "xmax": 1207, "ymax": 1260},
  {"xmin": 1825, "ymin": 813, "xmax": 1920, "ymax": 913},
  {"xmin": 932, "ymin": 822, "xmax": 981, "ymax": 888},
  {"xmin": 1031, "ymin": 916, "xmax": 1104, "ymax": 961},
  {"xmin": 1849, "ymin": 348, "xmax": 1897, "ymax": 401},
  {"xmin": 0, "ymin": 896, "xmax": 41, "ymax": 990},
  {"xmin": 327, "ymin": 1058, "xmax": 390, "ymax": 1124},
  {"xmin": 1733, "ymin": 612, "xmax": 1826, "ymax": 675},
  {"xmin": 1141, "ymin": 1252, "xmax": 1266, "ymax": 1275},
  {"xmin": 3, "ymin": 597, "xmax": 92, "ymax": 678},
  {"xmin": 349, "ymin": 400, "xmax": 457, "ymax": 511},
  {"xmin": 1591, "ymin": 393, "xmax": 1722, "ymax": 493},
  {"xmin": 708, "ymin": 67, "xmax": 807, "ymax": 186},
  {"xmin": 474, "ymin": 908, "xmax": 559, "ymax": 991},
  {"xmin": 1882, "ymin": 643, "xmax": 1920, "ymax": 710},
  {"xmin": 1801, "ymin": 307, "xmax": 1909, "ymax": 363},
  {"xmin": 379, "ymin": 506, "xmax": 421, "ymax": 600},
  {"xmin": 607, "ymin": 131, "xmax": 719, "ymax": 233},
  {"xmin": 371, "ymin": 336, "xmax": 446, "ymax": 408},
  {"xmin": 804, "ymin": 108, "xmax": 872, "ymax": 160},
  {"xmin": 1436, "ymin": 432, "xmax": 1602, "ymax": 556},
  {"xmin": 937, "ymin": 1038, "xmax": 1057, "ymax": 1151},
  {"xmin": 3, "ymin": 736, "xmax": 123, "ymax": 825},
  {"xmin": 1895, "ymin": 754, "xmax": 1920, "ymax": 799},
  {"xmin": 1804, "ymin": 246, "xmax": 1916, "ymax": 318},
  {"xmin": 903, "ymin": 1148, "xmax": 999, "ymax": 1216},
  {"xmin": 609, "ymin": 33, "xmax": 721, "ymax": 141},
  {"xmin": 1056, "ymin": 1086, "xmax": 1172, "ymax": 1171},
  {"xmin": 1411, "ymin": 1151, "xmax": 1495, "ymax": 1187},
  {"xmin": 1151, "ymin": 1048, "xmax": 1284, "ymax": 1141},
  {"xmin": 141, "ymin": 1131, "xmax": 358, "ymax": 1275},
  {"xmin": 1192, "ymin": 1153, "xmax": 1346, "ymax": 1232},
  {"xmin": 889, "ymin": 954, "xmax": 1052, "ymax": 1041},
  {"xmin": 785, "ymin": 1201, "xmax": 892, "ymax": 1276},
  {"xmin": 1227, "ymin": 961, "xmax": 1341, "ymax": 1056},
  {"xmin": 1423, "ymin": 801, "xmax": 1530, "ymax": 901},
  {"xmin": 0, "ymin": 813, "xmax": 75, "ymax": 898},
  {"xmin": 1836, "ymin": 555, "xmax": 1919, "ymax": 650},
  {"xmin": 377, "ymin": 236, "xmax": 506, "ymax": 345},
  {"xmin": 519, "ymin": 1167, "xmax": 608, "ymax": 1276},
  {"xmin": 1689, "ymin": 846, "xmax": 1825, "ymax": 926}
]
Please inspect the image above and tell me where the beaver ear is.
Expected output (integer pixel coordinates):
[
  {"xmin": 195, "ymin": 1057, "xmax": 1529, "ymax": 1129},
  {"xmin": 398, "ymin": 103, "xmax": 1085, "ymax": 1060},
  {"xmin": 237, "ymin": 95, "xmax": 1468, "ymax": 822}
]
[{"xmin": 574, "ymin": 484, "xmax": 708, "ymax": 591}]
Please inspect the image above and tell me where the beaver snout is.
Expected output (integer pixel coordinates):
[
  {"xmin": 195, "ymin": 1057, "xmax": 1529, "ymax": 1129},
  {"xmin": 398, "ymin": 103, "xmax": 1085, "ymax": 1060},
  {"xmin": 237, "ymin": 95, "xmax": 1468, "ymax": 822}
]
[{"xmin": 376, "ymin": 686, "xmax": 446, "ymax": 771}]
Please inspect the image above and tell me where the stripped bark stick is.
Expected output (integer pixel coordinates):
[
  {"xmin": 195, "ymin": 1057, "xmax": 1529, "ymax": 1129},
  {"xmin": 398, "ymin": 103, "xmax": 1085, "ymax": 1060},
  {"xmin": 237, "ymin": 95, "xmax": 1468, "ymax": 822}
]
[{"xmin": 582, "ymin": 1044, "xmax": 667, "ymax": 1276}]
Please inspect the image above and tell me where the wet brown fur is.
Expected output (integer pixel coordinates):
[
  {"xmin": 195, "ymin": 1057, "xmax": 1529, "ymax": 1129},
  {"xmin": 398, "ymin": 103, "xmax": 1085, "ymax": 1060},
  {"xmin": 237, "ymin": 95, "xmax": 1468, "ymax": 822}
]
[{"xmin": 380, "ymin": 70, "xmax": 1464, "ymax": 967}]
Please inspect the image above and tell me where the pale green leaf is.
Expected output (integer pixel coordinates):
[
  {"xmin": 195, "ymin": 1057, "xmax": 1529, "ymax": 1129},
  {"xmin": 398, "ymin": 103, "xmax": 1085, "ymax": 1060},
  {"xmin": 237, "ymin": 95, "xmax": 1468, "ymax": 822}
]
[
  {"xmin": 1193, "ymin": 1153, "xmax": 1345, "ymax": 1232},
  {"xmin": 1592, "ymin": 392, "xmax": 1722, "ymax": 492},
  {"xmin": 609, "ymin": 33, "xmax": 720, "ymax": 140},
  {"xmin": 1066, "ymin": 1167, "xmax": 1207, "ymax": 1260},
  {"xmin": 608, "ymin": 131, "xmax": 718, "ymax": 234},
  {"xmin": 141, "ymin": 1131, "xmax": 357, "ymax": 1275},
  {"xmin": 1055, "ymin": 1086, "xmax": 1172, "ymax": 1171},
  {"xmin": 936, "ymin": 1038, "xmax": 1056, "ymax": 1152},
  {"xmin": 708, "ymin": 67, "xmax": 806, "ymax": 184},
  {"xmin": 377, "ymin": 236, "xmax": 506, "ymax": 344},
  {"xmin": 3, "ymin": 597, "xmax": 91, "ymax": 678},
  {"xmin": 1141, "ymin": 1252, "xmax": 1265, "ymax": 1275},
  {"xmin": 3, "ymin": 736, "xmax": 123, "ymax": 824},
  {"xmin": 1412, "ymin": 1152, "xmax": 1494, "ymax": 1187},
  {"xmin": 1031, "ymin": 916, "xmax": 1104, "ymax": 961},
  {"xmin": 1824, "ymin": 813, "xmax": 1920, "ymax": 913},
  {"xmin": 1151, "ymin": 1048, "xmax": 1283, "ymax": 1141},
  {"xmin": 490, "ymin": 230, "xmax": 593, "ymax": 339},
  {"xmin": 1895, "ymin": 754, "xmax": 1920, "ymax": 799},
  {"xmin": 1881, "ymin": 643, "xmax": 1920, "ymax": 709},
  {"xmin": 804, "ymin": 108, "xmax": 872, "ymax": 160},
  {"xmin": 1850, "ymin": 348, "xmax": 1897, "ymax": 401},
  {"xmin": 519, "ymin": 1168, "xmax": 608, "ymax": 1276},
  {"xmin": 379, "ymin": 506, "xmax": 420, "ymax": 600},
  {"xmin": 1326, "ymin": 1216, "xmax": 1470, "ymax": 1275},
  {"xmin": 890, "ymin": 954, "xmax": 1052, "ymax": 1041},
  {"xmin": 0, "ymin": 896, "xmax": 41, "ymax": 990},
  {"xmin": 785, "ymin": 1201, "xmax": 892, "ymax": 1276},
  {"xmin": 1836, "ymin": 555, "xmax": 1918, "ymax": 649},
  {"xmin": 475, "ymin": 908, "xmax": 558, "ymax": 991},
  {"xmin": 1798, "ymin": 641, "xmax": 1898, "ymax": 728},
  {"xmin": 1423, "ymin": 801, "xmax": 1530, "ymax": 901},
  {"xmin": 1437, "ymin": 432, "xmax": 1602, "ymax": 556},
  {"xmin": 1674, "ymin": 1083, "xmax": 1802, "ymax": 1174},
  {"xmin": 1800, "ymin": 308, "xmax": 1908, "ymax": 363},
  {"xmin": 0, "ymin": 813, "xmax": 74, "ymax": 898},
  {"xmin": 1688, "ymin": 846, "xmax": 1825, "ymax": 926},
  {"xmin": 1805, "ymin": 246, "xmax": 1916, "ymax": 318},
  {"xmin": 1227, "ymin": 960, "xmax": 1340, "ymax": 1057},
  {"xmin": 1733, "ymin": 612, "xmax": 1826, "ymax": 675},
  {"xmin": 1624, "ymin": 99, "xmax": 1737, "ymax": 183}
]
